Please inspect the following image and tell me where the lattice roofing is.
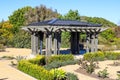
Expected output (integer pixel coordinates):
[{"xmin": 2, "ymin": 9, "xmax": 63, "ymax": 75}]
[{"xmin": 29, "ymin": 18, "xmax": 102, "ymax": 27}]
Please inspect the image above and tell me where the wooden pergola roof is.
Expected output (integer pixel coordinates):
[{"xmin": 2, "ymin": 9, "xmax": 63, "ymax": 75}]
[{"xmin": 22, "ymin": 18, "xmax": 107, "ymax": 33}]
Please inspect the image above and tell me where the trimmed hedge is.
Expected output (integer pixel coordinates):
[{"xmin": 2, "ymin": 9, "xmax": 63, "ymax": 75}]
[
  {"xmin": 84, "ymin": 51, "xmax": 120, "ymax": 61},
  {"xmin": 17, "ymin": 60, "xmax": 53, "ymax": 80},
  {"xmin": 28, "ymin": 55, "xmax": 45, "ymax": 65},
  {"xmin": 48, "ymin": 54, "xmax": 74, "ymax": 63}
]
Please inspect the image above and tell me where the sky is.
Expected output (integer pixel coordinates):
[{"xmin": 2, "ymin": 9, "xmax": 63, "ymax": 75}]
[{"xmin": 0, "ymin": 0, "xmax": 120, "ymax": 25}]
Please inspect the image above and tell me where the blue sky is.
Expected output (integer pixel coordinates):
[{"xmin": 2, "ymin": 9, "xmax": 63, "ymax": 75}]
[{"xmin": 0, "ymin": 0, "xmax": 120, "ymax": 25}]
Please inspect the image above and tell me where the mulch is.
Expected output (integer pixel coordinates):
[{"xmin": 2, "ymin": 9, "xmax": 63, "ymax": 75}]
[{"xmin": 75, "ymin": 67, "xmax": 115, "ymax": 80}]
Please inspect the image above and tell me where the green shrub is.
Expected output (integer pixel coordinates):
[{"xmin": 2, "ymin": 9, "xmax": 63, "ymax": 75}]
[
  {"xmin": 84, "ymin": 52, "xmax": 105, "ymax": 61},
  {"xmin": 86, "ymin": 61, "xmax": 96, "ymax": 74},
  {"xmin": 104, "ymin": 52, "xmax": 120, "ymax": 60},
  {"xmin": 66, "ymin": 73, "xmax": 79, "ymax": 80},
  {"xmin": 50, "ymin": 69, "xmax": 66, "ymax": 80},
  {"xmin": 48, "ymin": 54, "xmax": 74, "ymax": 63},
  {"xmin": 84, "ymin": 51, "xmax": 120, "ymax": 61},
  {"xmin": 15, "ymin": 55, "xmax": 26, "ymax": 62},
  {"xmin": 1, "ymin": 55, "xmax": 15, "ymax": 60},
  {"xmin": 98, "ymin": 67, "xmax": 109, "ymax": 78},
  {"xmin": 17, "ymin": 60, "xmax": 53, "ymax": 80},
  {"xmin": 0, "ymin": 44, "xmax": 5, "ymax": 51},
  {"xmin": 44, "ymin": 60, "xmax": 77, "ymax": 70},
  {"xmin": 28, "ymin": 55, "xmax": 45, "ymax": 65}
]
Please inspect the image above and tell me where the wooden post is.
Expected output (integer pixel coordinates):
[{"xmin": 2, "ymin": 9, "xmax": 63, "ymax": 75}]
[
  {"xmin": 95, "ymin": 33, "xmax": 98, "ymax": 52},
  {"xmin": 77, "ymin": 32, "xmax": 80, "ymax": 54},
  {"xmin": 57, "ymin": 32, "xmax": 61, "ymax": 54},
  {"xmin": 86, "ymin": 33, "xmax": 90, "ymax": 53},
  {"xmin": 54, "ymin": 32, "xmax": 57, "ymax": 54},
  {"xmin": 31, "ymin": 32, "xmax": 38, "ymax": 56},
  {"xmin": 90, "ymin": 33, "xmax": 95, "ymax": 52},
  {"xmin": 46, "ymin": 32, "xmax": 52, "ymax": 56},
  {"xmin": 39, "ymin": 32, "xmax": 44, "ymax": 55},
  {"xmin": 70, "ymin": 32, "xmax": 79, "ymax": 54}
]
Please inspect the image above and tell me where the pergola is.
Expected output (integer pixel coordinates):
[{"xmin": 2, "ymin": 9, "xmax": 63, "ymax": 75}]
[{"xmin": 22, "ymin": 18, "xmax": 107, "ymax": 57}]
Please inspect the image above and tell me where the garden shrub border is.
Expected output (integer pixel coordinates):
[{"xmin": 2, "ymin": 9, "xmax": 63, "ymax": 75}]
[
  {"xmin": 84, "ymin": 51, "xmax": 120, "ymax": 61},
  {"xmin": 18, "ymin": 60, "xmax": 54, "ymax": 80},
  {"xmin": 17, "ymin": 54, "xmax": 78, "ymax": 80}
]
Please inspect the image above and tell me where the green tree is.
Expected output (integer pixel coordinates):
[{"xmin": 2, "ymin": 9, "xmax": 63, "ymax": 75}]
[
  {"xmin": 63, "ymin": 10, "xmax": 80, "ymax": 20},
  {"xmin": 81, "ymin": 16, "xmax": 117, "ymax": 27},
  {"xmin": 9, "ymin": 6, "xmax": 32, "ymax": 33},
  {"xmin": 0, "ymin": 21, "xmax": 13, "ymax": 46},
  {"xmin": 60, "ymin": 10, "xmax": 81, "ymax": 48}
]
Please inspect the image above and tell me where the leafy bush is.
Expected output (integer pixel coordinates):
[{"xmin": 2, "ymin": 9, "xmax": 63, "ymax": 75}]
[
  {"xmin": 17, "ymin": 60, "xmax": 54, "ymax": 80},
  {"xmin": 84, "ymin": 52, "xmax": 105, "ymax": 61},
  {"xmin": 104, "ymin": 52, "xmax": 120, "ymax": 60},
  {"xmin": 66, "ymin": 73, "xmax": 79, "ymax": 80},
  {"xmin": 50, "ymin": 69, "xmax": 66, "ymax": 80},
  {"xmin": 86, "ymin": 61, "xmax": 96, "ymax": 74},
  {"xmin": 28, "ymin": 55, "xmax": 45, "ymax": 65},
  {"xmin": 44, "ymin": 60, "xmax": 77, "ymax": 70},
  {"xmin": 84, "ymin": 51, "xmax": 120, "ymax": 61},
  {"xmin": 98, "ymin": 67, "xmax": 109, "ymax": 78},
  {"xmin": 15, "ymin": 55, "xmax": 26, "ymax": 62},
  {"xmin": 1, "ymin": 55, "xmax": 15, "ymax": 60},
  {"xmin": 0, "ymin": 44, "xmax": 5, "ymax": 51},
  {"xmin": 48, "ymin": 54, "xmax": 74, "ymax": 63}
]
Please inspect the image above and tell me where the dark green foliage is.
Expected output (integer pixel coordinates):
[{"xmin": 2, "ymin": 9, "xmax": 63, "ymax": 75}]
[
  {"xmin": 9, "ymin": 6, "xmax": 32, "ymax": 33},
  {"xmin": 29, "ymin": 55, "xmax": 45, "ymax": 65},
  {"xmin": 61, "ymin": 32, "xmax": 70, "ymax": 48},
  {"xmin": 44, "ymin": 60, "xmax": 77, "ymax": 70},
  {"xmin": 1, "ymin": 55, "xmax": 15, "ymax": 60},
  {"xmin": 10, "ymin": 30, "xmax": 31, "ymax": 48},
  {"xmin": 81, "ymin": 16, "xmax": 117, "ymax": 27},
  {"xmin": 63, "ymin": 10, "xmax": 80, "ymax": 20},
  {"xmin": 66, "ymin": 73, "xmax": 79, "ymax": 80},
  {"xmin": 17, "ymin": 60, "xmax": 54, "ymax": 80},
  {"xmin": 98, "ymin": 67, "xmax": 109, "ymax": 78},
  {"xmin": 48, "ymin": 54, "xmax": 74, "ymax": 63},
  {"xmin": 100, "ymin": 28, "xmax": 115, "ymax": 42}
]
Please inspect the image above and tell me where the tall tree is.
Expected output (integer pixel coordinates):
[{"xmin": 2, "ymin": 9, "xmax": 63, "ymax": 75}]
[
  {"xmin": 25, "ymin": 5, "xmax": 59, "ymax": 24},
  {"xmin": 9, "ymin": 6, "xmax": 32, "ymax": 33},
  {"xmin": 59, "ymin": 10, "xmax": 81, "ymax": 48},
  {"xmin": 63, "ymin": 10, "xmax": 80, "ymax": 20},
  {"xmin": 0, "ymin": 21, "xmax": 13, "ymax": 45}
]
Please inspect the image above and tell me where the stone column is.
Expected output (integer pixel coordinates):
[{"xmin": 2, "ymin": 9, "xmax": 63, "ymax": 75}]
[{"xmin": 31, "ymin": 32, "xmax": 38, "ymax": 56}]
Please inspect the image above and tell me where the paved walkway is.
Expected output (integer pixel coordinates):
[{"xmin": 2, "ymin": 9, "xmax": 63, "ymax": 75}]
[
  {"xmin": 0, "ymin": 60, "xmax": 37, "ymax": 80},
  {"xmin": 2, "ymin": 48, "xmax": 115, "ymax": 80}
]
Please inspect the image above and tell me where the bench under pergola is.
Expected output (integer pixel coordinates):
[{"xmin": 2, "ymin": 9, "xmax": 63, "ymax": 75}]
[{"xmin": 22, "ymin": 18, "xmax": 107, "ymax": 57}]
